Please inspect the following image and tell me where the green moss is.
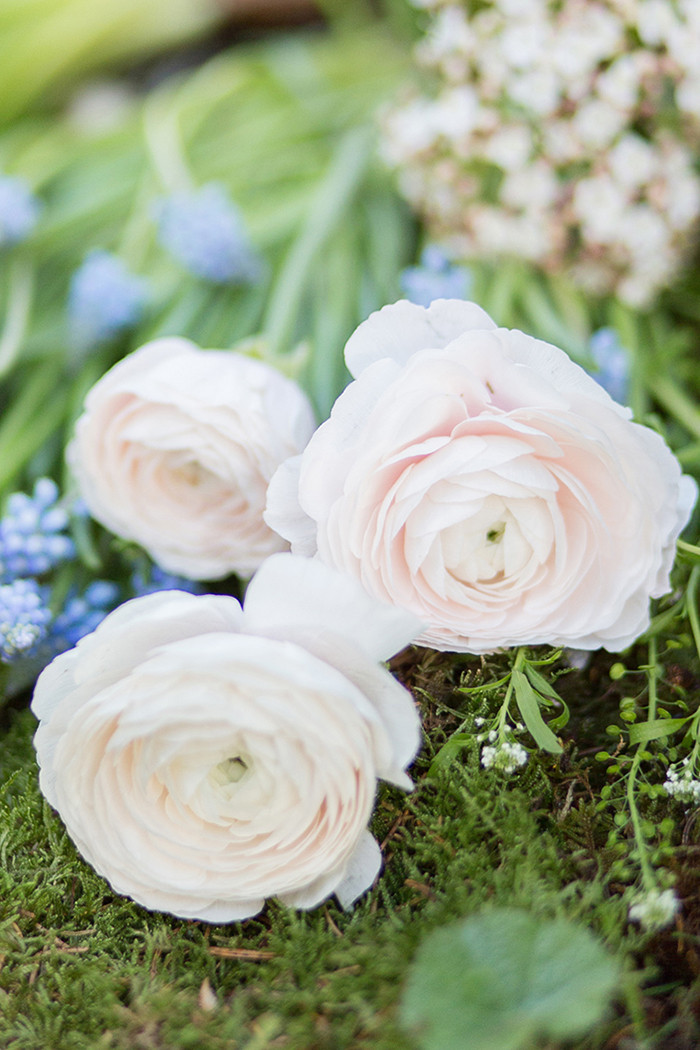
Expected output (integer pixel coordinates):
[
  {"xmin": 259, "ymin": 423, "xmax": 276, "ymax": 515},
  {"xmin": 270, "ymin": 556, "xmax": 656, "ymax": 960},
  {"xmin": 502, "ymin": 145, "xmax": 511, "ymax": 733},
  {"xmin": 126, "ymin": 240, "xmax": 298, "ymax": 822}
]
[{"xmin": 0, "ymin": 696, "xmax": 672, "ymax": 1050}]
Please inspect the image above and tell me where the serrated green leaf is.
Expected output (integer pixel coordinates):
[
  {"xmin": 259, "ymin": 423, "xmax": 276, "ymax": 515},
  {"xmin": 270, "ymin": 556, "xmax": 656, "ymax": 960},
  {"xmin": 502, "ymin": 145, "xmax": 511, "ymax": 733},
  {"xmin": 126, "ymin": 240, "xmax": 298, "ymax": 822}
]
[
  {"xmin": 400, "ymin": 909, "xmax": 619, "ymax": 1050},
  {"xmin": 512, "ymin": 669, "xmax": 562, "ymax": 754}
]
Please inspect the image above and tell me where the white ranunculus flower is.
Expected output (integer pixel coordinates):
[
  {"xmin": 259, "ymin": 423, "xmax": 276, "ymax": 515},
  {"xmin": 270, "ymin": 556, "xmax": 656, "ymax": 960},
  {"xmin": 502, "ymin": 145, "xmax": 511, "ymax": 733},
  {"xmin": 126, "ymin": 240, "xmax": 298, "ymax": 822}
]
[
  {"xmin": 68, "ymin": 338, "xmax": 316, "ymax": 580},
  {"xmin": 31, "ymin": 554, "xmax": 421, "ymax": 922},
  {"xmin": 265, "ymin": 300, "xmax": 697, "ymax": 654}
]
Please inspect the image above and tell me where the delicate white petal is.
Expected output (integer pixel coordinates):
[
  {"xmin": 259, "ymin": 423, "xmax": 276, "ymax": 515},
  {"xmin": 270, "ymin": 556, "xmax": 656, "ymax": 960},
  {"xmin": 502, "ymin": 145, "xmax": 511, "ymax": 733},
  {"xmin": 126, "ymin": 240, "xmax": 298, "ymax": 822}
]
[
  {"xmin": 289, "ymin": 299, "xmax": 693, "ymax": 653},
  {"xmin": 32, "ymin": 562, "xmax": 416, "ymax": 922},
  {"xmin": 344, "ymin": 298, "xmax": 497, "ymax": 377},
  {"xmin": 334, "ymin": 831, "xmax": 382, "ymax": 908},
  {"xmin": 69, "ymin": 338, "xmax": 316, "ymax": 579},
  {"xmin": 243, "ymin": 553, "xmax": 422, "ymax": 663},
  {"xmin": 264, "ymin": 456, "xmax": 318, "ymax": 555}
]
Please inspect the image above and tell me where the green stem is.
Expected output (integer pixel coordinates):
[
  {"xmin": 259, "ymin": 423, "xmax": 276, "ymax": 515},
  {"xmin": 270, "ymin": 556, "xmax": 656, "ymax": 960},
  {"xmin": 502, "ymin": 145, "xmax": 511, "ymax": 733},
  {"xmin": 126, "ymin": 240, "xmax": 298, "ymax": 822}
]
[
  {"xmin": 651, "ymin": 375, "xmax": 700, "ymax": 441},
  {"xmin": 685, "ymin": 566, "xmax": 700, "ymax": 670},
  {"xmin": 495, "ymin": 648, "xmax": 526, "ymax": 743},
  {"xmin": 142, "ymin": 89, "xmax": 194, "ymax": 194},
  {"xmin": 677, "ymin": 442, "xmax": 700, "ymax": 468},
  {"xmin": 263, "ymin": 126, "xmax": 374, "ymax": 357},
  {"xmin": 626, "ymin": 638, "xmax": 660, "ymax": 892},
  {"xmin": 0, "ymin": 258, "xmax": 33, "ymax": 379},
  {"xmin": 680, "ymin": 569, "xmax": 700, "ymax": 772}
]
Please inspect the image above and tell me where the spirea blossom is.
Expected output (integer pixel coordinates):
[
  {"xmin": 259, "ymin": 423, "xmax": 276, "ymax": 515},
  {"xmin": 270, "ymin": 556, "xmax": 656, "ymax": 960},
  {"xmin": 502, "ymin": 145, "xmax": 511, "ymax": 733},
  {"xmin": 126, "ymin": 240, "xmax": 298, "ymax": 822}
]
[
  {"xmin": 68, "ymin": 251, "xmax": 148, "ymax": 351},
  {"xmin": 382, "ymin": 0, "xmax": 700, "ymax": 306},
  {"xmin": 31, "ymin": 555, "xmax": 421, "ymax": 921},
  {"xmin": 155, "ymin": 183, "xmax": 263, "ymax": 284}
]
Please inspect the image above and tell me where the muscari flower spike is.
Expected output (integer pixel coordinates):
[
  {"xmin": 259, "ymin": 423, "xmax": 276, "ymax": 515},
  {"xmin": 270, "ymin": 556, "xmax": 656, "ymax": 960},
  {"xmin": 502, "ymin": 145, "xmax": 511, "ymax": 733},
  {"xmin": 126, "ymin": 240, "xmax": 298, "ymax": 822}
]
[
  {"xmin": 588, "ymin": 327, "xmax": 630, "ymax": 405},
  {"xmin": 68, "ymin": 250, "xmax": 149, "ymax": 351},
  {"xmin": 0, "ymin": 174, "xmax": 40, "ymax": 247},
  {"xmin": 46, "ymin": 580, "xmax": 121, "ymax": 657},
  {"xmin": 0, "ymin": 578, "xmax": 51, "ymax": 662},
  {"xmin": 154, "ymin": 183, "xmax": 264, "ymax": 284},
  {"xmin": 400, "ymin": 245, "xmax": 472, "ymax": 307},
  {"xmin": 130, "ymin": 564, "xmax": 202, "ymax": 598},
  {"xmin": 0, "ymin": 478, "xmax": 75, "ymax": 581}
]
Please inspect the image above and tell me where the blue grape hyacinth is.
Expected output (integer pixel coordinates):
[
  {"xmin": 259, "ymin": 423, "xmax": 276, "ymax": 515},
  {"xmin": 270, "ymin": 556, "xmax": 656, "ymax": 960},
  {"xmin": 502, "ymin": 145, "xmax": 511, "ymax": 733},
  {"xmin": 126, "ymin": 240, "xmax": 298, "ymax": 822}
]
[
  {"xmin": 0, "ymin": 478, "xmax": 74, "ymax": 581},
  {"xmin": 400, "ymin": 245, "xmax": 472, "ymax": 307},
  {"xmin": 588, "ymin": 327, "xmax": 630, "ymax": 405},
  {"xmin": 68, "ymin": 250, "xmax": 149, "ymax": 351},
  {"xmin": 0, "ymin": 174, "xmax": 40, "ymax": 246},
  {"xmin": 0, "ymin": 578, "xmax": 51, "ymax": 661},
  {"xmin": 47, "ymin": 580, "xmax": 120, "ymax": 657},
  {"xmin": 131, "ymin": 564, "xmax": 202, "ymax": 597},
  {"xmin": 155, "ymin": 183, "xmax": 263, "ymax": 284}
]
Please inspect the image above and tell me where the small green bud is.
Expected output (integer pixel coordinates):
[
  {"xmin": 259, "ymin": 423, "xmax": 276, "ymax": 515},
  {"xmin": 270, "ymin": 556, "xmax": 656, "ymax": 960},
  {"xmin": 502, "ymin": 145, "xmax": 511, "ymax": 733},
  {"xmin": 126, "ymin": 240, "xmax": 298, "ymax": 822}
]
[{"xmin": 609, "ymin": 663, "xmax": 626, "ymax": 681}]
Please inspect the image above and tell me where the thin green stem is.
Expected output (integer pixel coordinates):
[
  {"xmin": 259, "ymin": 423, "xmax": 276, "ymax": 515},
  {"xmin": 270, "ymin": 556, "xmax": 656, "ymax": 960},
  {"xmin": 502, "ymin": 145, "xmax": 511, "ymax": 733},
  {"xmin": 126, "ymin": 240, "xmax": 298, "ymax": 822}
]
[
  {"xmin": 142, "ymin": 90, "xmax": 194, "ymax": 194},
  {"xmin": 651, "ymin": 375, "xmax": 700, "ymax": 441},
  {"xmin": 647, "ymin": 636, "xmax": 658, "ymax": 724},
  {"xmin": 677, "ymin": 539, "xmax": 700, "ymax": 561},
  {"xmin": 685, "ymin": 566, "xmax": 700, "ymax": 659},
  {"xmin": 0, "ymin": 258, "xmax": 33, "ymax": 379},
  {"xmin": 263, "ymin": 126, "xmax": 374, "ymax": 357},
  {"xmin": 626, "ymin": 638, "xmax": 660, "ymax": 892},
  {"xmin": 495, "ymin": 648, "xmax": 526, "ymax": 743}
]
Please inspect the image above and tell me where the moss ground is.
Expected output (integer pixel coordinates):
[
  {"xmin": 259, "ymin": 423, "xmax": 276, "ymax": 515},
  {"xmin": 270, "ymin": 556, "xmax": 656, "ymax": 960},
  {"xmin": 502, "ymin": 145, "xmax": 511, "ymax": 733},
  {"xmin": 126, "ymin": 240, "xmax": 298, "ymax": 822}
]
[{"xmin": 2, "ymin": 644, "xmax": 700, "ymax": 1050}]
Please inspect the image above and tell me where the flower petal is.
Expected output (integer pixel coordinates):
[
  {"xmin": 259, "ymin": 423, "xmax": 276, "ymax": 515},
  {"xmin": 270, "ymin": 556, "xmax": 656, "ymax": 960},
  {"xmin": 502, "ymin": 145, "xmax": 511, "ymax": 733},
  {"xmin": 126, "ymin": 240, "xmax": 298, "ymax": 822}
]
[{"xmin": 344, "ymin": 298, "xmax": 496, "ymax": 377}]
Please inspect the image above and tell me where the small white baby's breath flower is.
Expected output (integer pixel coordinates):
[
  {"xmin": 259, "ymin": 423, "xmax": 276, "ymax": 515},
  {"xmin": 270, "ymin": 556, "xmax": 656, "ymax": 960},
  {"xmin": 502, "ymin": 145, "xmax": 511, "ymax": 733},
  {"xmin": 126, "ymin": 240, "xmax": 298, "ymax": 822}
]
[
  {"xmin": 481, "ymin": 740, "xmax": 529, "ymax": 774},
  {"xmin": 628, "ymin": 888, "xmax": 680, "ymax": 930},
  {"xmin": 663, "ymin": 764, "xmax": 700, "ymax": 805}
]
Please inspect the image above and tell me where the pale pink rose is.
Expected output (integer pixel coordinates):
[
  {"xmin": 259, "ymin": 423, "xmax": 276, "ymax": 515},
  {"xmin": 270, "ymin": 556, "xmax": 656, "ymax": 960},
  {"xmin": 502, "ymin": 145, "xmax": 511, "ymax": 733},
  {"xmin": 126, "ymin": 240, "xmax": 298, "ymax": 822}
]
[
  {"xmin": 68, "ymin": 338, "xmax": 316, "ymax": 580},
  {"xmin": 31, "ymin": 554, "xmax": 421, "ymax": 922},
  {"xmin": 266, "ymin": 299, "xmax": 696, "ymax": 653}
]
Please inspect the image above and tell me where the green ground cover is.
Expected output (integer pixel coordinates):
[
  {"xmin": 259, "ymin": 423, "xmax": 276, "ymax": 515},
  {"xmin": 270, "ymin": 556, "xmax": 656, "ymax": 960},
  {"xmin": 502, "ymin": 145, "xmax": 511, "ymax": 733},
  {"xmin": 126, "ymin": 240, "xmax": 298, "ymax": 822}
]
[{"xmin": 2, "ymin": 635, "xmax": 700, "ymax": 1048}]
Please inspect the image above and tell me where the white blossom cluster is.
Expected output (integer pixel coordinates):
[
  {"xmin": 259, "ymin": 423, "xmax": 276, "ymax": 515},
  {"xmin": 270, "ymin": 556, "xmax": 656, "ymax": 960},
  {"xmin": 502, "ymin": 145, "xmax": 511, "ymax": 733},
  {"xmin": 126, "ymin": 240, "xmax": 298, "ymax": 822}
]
[
  {"xmin": 663, "ymin": 760, "xmax": 700, "ymax": 804},
  {"xmin": 480, "ymin": 729, "xmax": 529, "ymax": 774},
  {"xmin": 382, "ymin": 0, "xmax": 700, "ymax": 306},
  {"xmin": 628, "ymin": 887, "xmax": 680, "ymax": 929}
]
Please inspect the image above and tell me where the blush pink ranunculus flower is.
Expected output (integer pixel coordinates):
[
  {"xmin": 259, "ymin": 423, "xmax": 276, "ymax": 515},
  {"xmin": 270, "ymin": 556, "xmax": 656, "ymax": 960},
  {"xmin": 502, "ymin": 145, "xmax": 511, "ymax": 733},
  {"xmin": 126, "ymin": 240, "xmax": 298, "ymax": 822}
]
[
  {"xmin": 31, "ymin": 554, "xmax": 421, "ymax": 922},
  {"xmin": 265, "ymin": 299, "xmax": 697, "ymax": 653},
  {"xmin": 68, "ymin": 337, "xmax": 316, "ymax": 580}
]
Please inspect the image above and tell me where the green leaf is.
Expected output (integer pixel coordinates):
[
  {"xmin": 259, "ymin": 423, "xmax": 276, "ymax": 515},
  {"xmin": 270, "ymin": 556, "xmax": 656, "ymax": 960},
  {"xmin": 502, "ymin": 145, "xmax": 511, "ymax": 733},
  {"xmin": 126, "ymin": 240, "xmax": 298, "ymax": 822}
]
[
  {"xmin": 512, "ymin": 669, "xmax": 562, "ymax": 754},
  {"xmin": 628, "ymin": 717, "xmax": 689, "ymax": 746},
  {"xmin": 427, "ymin": 733, "xmax": 473, "ymax": 776},
  {"xmin": 523, "ymin": 662, "xmax": 560, "ymax": 702},
  {"xmin": 548, "ymin": 695, "xmax": 570, "ymax": 731},
  {"xmin": 677, "ymin": 539, "xmax": 700, "ymax": 565},
  {"xmin": 400, "ymin": 909, "xmax": 619, "ymax": 1050}
]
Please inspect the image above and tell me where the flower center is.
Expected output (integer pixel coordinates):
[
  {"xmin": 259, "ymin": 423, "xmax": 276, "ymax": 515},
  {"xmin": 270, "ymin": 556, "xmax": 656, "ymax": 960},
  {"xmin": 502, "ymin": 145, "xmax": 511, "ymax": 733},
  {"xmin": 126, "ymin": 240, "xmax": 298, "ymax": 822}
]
[
  {"xmin": 486, "ymin": 521, "xmax": 506, "ymax": 544},
  {"xmin": 211, "ymin": 754, "xmax": 250, "ymax": 786},
  {"xmin": 440, "ymin": 499, "xmax": 532, "ymax": 584}
]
